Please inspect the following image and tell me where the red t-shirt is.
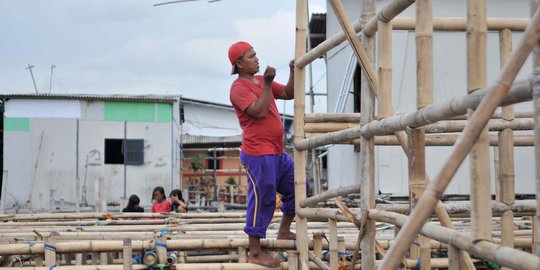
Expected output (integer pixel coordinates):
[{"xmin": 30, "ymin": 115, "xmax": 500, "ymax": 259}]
[
  {"xmin": 151, "ymin": 200, "xmax": 171, "ymax": 213},
  {"xmin": 230, "ymin": 76, "xmax": 286, "ymax": 156}
]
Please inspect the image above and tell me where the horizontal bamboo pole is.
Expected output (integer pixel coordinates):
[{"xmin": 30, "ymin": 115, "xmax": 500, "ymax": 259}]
[
  {"xmin": 295, "ymin": 80, "xmax": 531, "ymax": 150},
  {"xmin": 304, "ymin": 118, "xmax": 533, "ymax": 134},
  {"xmin": 306, "ymin": 133, "xmax": 535, "ymax": 147},
  {"xmin": 304, "ymin": 113, "xmax": 361, "ymax": 123},
  {"xmin": 392, "ymin": 17, "xmax": 529, "ymax": 31},
  {"xmin": 300, "ymin": 184, "xmax": 360, "ymax": 207},
  {"xmin": 304, "ymin": 111, "xmax": 533, "ymax": 124},
  {"xmin": 375, "ymin": 200, "xmax": 536, "ymax": 216},
  {"xmin": 1, "ymin": 266, "xmax": 148, "ymax": 270},
  {"xmin": 0, "ymin": 238, "xmax": 359, "ymax": 255},
  {"xmin": 370, "ymin": 209, "xmax": 540, "ymax": 269},
  {"xmin": 0, "ymin": 212, "xmax": 247, "ymax": 221},
  {"xmin": 0, "ymin": 218, "xmax": 247, "ymax": 227}
]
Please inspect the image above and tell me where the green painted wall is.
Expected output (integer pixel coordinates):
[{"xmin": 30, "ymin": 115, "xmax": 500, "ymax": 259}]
[
  {"xmin": 4, "ymin": 117, "xmax": 30, "ymax": 132},
  {"xmin": 104, "ymin": 102, "xmax": 172, "ymax": 122},
  {"xmin": 157, "ymin": 103, "xmax": 172, "ymax": 122}
]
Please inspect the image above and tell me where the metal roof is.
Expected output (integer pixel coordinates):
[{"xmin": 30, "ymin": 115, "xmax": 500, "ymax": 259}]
[
  {"xmin": 182, "ymin": 134, "xmax": 242, "ymax": 145},
  {"xmin": 0, "ymin": 93, "xmax": 182, "ymax": 103}
]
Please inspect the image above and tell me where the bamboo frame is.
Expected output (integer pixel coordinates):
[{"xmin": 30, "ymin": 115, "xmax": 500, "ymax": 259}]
[{"xmin": 379, "ymin": 7, "xmax": 540, "ymax": 269}]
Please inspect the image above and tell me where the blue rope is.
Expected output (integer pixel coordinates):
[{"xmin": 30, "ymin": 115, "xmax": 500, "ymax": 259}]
[
  {"xmin": 44, "ymin": 243, "xmax": 56, "ymax": 252},
  {"xmin": 155, "ymin": 241, "xmax": 167, "ymax": 248}
]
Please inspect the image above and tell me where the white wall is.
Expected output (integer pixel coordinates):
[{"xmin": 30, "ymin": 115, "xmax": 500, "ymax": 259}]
[
  {"xmin": 3, "ymin": 99, "xmax": 180, "ymax": 211},
  {"xmin": 326, "ymin": 0, "xmax": 535, "ymax": 195}
]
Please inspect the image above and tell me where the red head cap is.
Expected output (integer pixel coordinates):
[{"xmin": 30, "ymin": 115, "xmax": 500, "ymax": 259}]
[{"xmin": 228, "ymin": 41, "xmax": 252, "ymax": 75}]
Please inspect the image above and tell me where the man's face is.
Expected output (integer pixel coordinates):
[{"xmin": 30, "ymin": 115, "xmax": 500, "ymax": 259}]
[{"xmin": 237, "ymin": 48, "xmax": 259, "ymax": 74}]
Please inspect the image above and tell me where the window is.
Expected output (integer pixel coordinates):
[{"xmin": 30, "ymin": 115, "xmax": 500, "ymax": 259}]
[
  {"xmin": 207, "ymin": 150, "xmax": 223, "ymax": 170},
  {"xmin": 104, "ymin": 139, "xmax": 144, "ymax": 165}
]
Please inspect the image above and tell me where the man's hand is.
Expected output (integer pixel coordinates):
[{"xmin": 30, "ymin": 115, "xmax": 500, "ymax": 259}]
[
  {"xmin": 289, "ymin": 60, "xmax": 295, "ymax": 72},
  {"xmin": 264, "ymin": 66, "xmax": 276, "ymax": 84}
]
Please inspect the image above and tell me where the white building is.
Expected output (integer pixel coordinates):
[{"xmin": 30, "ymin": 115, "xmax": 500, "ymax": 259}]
[
  {"xmin": 320, "ymin": 0, "xmax": 535, "ymax": 196},
  {"xmin": 1, "ymin": 93, "xmax": 181, "ymax": 212}
]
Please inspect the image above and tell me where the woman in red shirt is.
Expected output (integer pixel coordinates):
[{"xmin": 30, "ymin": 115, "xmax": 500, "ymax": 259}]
[{"xmin": 151, "ymin": 186, "xmax": 171, "ymax": 213}]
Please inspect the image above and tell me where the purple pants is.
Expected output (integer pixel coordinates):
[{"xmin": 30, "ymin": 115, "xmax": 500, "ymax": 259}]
[{"xmin": 241, "ymin": 151, "xmax": 297, "ymax": 239}]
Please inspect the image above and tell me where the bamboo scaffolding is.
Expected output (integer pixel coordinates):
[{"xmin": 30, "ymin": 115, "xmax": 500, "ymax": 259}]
[
  {"xmin": 378, "ymin": 7, "xmax": 540, "ymax": 269},
  {"xmin": 295, "ymin": 80, "xmax": 532, "ymax": 150},
  {"xmin": 293, "ymin": 0, "xmax": 309, "ymax": 267}
]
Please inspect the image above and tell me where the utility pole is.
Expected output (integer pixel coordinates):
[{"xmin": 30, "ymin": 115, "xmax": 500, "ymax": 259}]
[
  {"xmin": 49, "ymin": 64, "xmax": 55, "ymax": 93},
  {"xmin": 25, "ymin": 64, "xmax": 38, "ymax": 93}
]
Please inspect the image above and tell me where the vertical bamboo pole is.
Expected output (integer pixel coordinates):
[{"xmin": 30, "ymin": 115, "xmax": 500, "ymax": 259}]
[
  {"xmin": 156, "ymin": 237, "xmax": 167, "ymax": 264},
  {"xmin": 467, "ymin": 0, "xmax": 492, "ymax": 243},
  {"xmin": 498, "ymin": 28, "xmax": 515, "ymax": 270},
  {"xmin": 99, "ymin": 252, "xmax": 108, "ymax": 265},
  {"xmin": 238, "ymin": 247, "xmax": 247, "ymax": 263},
  {"xmin": 531, "ymin": 0, "xmax": 540, "ymax": 258},
  {"xmin": 378, "ymin": 20, "xmax": 392, "ymax": 119},
  {"xmin": 359, "ymin": 0, "xmax": 376, "ymax": 269},
  {"xmin": 294, "ymin": 0, "xmax": 309, "ymax": 266},
  {"xmin": 313, "ymin": 233, "xmax": 323, "ymax": 258},
  {"xmin": 123, "ymin": 239, "xmax": 132, "ymax": 270},
  {"xmin": 44, "ymin": 239, "xmax": 56, "ymax": 267},
  {"xmin": 328, "ymin": 219, "xmax": 339, "ymax": 270},
  {"xmin": 75, "ymin": 254, "xmax": 83, "ymax": 265},
  {"xmin": 288, "ymin": 251, "xmax": 299, "ymax": 270},
  {"xmin": 447, "ymin": 245, "xmax": 461, "ymax": 270},
  {"xmin": 413, "ymin": 1, "xmax": 432, "ymax": 269}
]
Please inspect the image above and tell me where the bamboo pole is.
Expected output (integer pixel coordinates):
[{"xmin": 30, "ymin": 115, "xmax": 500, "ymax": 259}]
[
  {"xmin": 359, "ymin": 0, "xmax": 376, "ymax": 268},
  {"xmin": 304, "ymin": 118, "xmax": 534, "ymax": 134},
  {"xmin": 300, "ymin": 184, "xmax": 359, "ymax": 207},
  {"xmin": 328, "ymin": 219, "xmax": 338, "ymax": 270},
  {"xmin": 392, "ymin": 17, "xmax": 529, "ymax": 32},
  {"xmin": 498, "ymin": 28, "xmax": 516, "ymax": 270},
  {"xmin": 44, "ymin": 239, "xmax": 56, "ymax": 267},
  {"xmin": 312, "ymin": 233, "xmax": 323, "ymax": 258},
  {"xmin": 304, "ymin": 111, "xmax": 534, "ymax": 124},
  {"xmin": 295, "ymin": 80, "xmax": 532, "ymax": 150},
  {"xmin": 329, "ymin": 0, "xmax": 378, "ymax": 94},
  {"xmin": 371, "ymin": 209, "xmax": 540, "ymax": 269},
  {"xmin": 294, "ymin": 0, "xmax": 309, "ymax": 267},
  {"xmin": 378, "ymin": 20, "xmax": 392, "ymax": 119},
  {"xmin": 318, "ymin": 133, "xmax": 535, "ymax": 147},
  {"xmin": 0, "ymin": 212, "xmax": 248, "ymax": 222},
  {"xmin": 532, "ymin": 0, "xmax": 540, "ymax": 258},
  {"xmin": 122, "ymin": 239, "xmax": 131, "ymax": 270},
  {"xmin": 378, "ymin": 7, "xmax": 540, "ymax": 269},
  {"xmin": 467, "ymin": 0, "xmax": 492, "ymax": 244},
  {"xmin": 288, "ymin": 251, "xmax": 298, "ymax": 270},
  {"xmin": 411, "ymin": 2, "xmax": 432, "ymax": 267}
]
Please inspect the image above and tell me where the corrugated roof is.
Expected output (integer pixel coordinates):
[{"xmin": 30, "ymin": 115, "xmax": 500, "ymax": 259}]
[
  {"xmin": 182, "ymin": 134, "xmax": 242, "ymax": 145},
  {"xmin": 0, "ymin": 93, "xmax": 182, "ymax": 103},
  {"xmin": 309, "ymin": 13, "xmax": 326, "ymax": 48}
]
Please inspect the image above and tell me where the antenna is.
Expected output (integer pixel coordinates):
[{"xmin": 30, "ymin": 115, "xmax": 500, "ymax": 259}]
[
  {"xmin": 49, "ymin": 64, "xmax": 56, "ymax": 93},
  {"xmin": 25, "ymin": 64, "xmax": 38, "ymax": 94},
  {"xmin": 153, "ymin": 0, "xmax": 221, "ymax": 7}
]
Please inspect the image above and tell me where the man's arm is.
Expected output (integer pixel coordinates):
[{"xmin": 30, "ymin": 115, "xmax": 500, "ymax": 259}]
[
  {"xmin": 245, "ymin": 66, "xmax": 276, "ymax": 118},
  {"xmin": 278, "ymin": 60, "xmax": 295, "ymax": 100}
]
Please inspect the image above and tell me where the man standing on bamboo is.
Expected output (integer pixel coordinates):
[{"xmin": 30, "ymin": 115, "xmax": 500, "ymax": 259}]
[{"xmin": 228, "ymin": 41, "xmax": 298, "ymax": 268}]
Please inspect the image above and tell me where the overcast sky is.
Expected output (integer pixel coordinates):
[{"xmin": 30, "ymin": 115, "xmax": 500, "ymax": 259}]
[{"xmin": 0, "ymin": 0, "xmax": 328, "ymax": 113}]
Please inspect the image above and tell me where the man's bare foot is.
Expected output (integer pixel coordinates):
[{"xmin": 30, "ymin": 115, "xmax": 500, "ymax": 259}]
[
  {"xmin": 248, "ymin": 251, "xmax": 282, "ymax": 268},
  {"xmin": 277, "ymin": 230, "xmax": 296, "ymax": 240}
]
